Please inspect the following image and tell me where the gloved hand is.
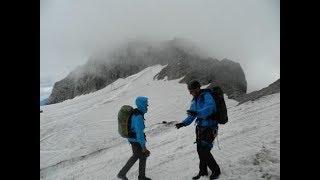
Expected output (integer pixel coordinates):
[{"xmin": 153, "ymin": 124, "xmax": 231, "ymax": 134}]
[
  {"xmin": 142, "ymin": 148, "xmax": 150, "ymax": 157},
  {"xmin": 187, "ymin": 110, "xmax": 198, "ymax": 116},
  {"xmin": 175, "ymin": 123, "xmax": 185, "ymax": 129}
]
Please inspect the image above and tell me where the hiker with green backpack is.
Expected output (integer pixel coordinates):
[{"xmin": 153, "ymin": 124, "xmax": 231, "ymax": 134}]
[
  {"xmin": 175, "ymin": 80, "xmax": 228, "ymax": 180},
  {"xmin": 117, "ymin": 96, "xmax": 151, "ymax": 180}
]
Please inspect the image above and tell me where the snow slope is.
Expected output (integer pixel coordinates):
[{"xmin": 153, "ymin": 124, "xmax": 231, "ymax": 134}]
[{"xmin": 40, "ymin": 65, "xmax": 280, "ymax": 180}]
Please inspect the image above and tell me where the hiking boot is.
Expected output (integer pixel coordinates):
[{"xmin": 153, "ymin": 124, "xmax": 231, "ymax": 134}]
[
  {"xmin": 117, "ymin": 173, "xmax": 128, "ymax": 180},
  {"xmin": 209, "ymin": 172, "xmax": 221, "ymax": 180},
  {"xmin": 192, "ymin": 173, "xmax": 208, "ymax": 180},
  {"xmin": 138, "ymin": 176, "xmax": 152, "ymax": 180}
]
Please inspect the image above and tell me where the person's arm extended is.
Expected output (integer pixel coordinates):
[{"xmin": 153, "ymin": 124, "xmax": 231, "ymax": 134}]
[{"xmin": 182, "ymin": 100, "xmax": 197, "ymax": 126}]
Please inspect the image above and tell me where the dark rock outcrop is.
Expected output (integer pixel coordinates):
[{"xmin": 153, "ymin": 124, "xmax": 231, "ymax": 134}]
[
  {"xmin": 155, "ymin": 57, "xmax": 247, "ymax": 99},
  {"xmin": 47, "ymin": 38, "xmax": 247, "ymax": 104},
  {"xmin": 236, "ymin": 79, "xmax": 280, "ymax": 105}
]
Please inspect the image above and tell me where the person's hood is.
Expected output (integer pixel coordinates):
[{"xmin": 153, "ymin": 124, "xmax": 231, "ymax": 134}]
[{"xmin": 135, "ymin": 96, "xmax": 148, "ymax": 114}]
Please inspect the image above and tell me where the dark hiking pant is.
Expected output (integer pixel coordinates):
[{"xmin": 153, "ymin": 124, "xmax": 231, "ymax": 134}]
[
  {"xmin": 197, "ymin": 145, "xmax": 221, "ymax": 175},
  {"xmin": 119, "ymin": 142, "xmax": 147, "ymax": 177},
  {"xmin": 195, "ymin": 126, "xmax": 220, "ymax": 175}
]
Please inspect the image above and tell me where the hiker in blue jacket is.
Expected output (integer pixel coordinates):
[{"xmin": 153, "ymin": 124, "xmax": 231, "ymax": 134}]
[
  {"xmin": 118, "ymin": 96, "xmax": 151, "ymax": 180},
  {"xmin": 175, "ymin": 80, "xmax": 221, "ymax": 180}
]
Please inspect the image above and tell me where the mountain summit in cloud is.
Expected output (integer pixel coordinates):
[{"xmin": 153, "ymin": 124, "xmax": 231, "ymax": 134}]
[{"xmin": 47, "ymin": 38, "xmax": 247, "ymax": 105}]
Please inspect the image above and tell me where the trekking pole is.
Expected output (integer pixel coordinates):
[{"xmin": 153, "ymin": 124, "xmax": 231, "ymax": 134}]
[
  {"xmin": 216, "ymin": 135, "xmax": 221, "ymax": 150},
  {"xmin": 216, "ymin": 132, "xmax": 221, "ymax": 150}
]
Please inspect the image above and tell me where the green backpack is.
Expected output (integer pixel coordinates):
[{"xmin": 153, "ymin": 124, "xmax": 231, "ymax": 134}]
[{"xmin": 117, "ymin": 105, "xmax": 140, "ymax": 138}]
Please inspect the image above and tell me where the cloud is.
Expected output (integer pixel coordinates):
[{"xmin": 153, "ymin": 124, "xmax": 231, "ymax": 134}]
[
  {"xmin": 40, "ymin": 86, "xmax": 53, "ymax": 97},
  {"xmin": 41, "ymin": 0, "xmax": 279, "ymax": 91}
]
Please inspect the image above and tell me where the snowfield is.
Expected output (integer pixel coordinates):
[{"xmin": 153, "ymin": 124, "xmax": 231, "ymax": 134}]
[{"xmin": 40, "ymin": 65, "xmax": 280, "ymax": 180}]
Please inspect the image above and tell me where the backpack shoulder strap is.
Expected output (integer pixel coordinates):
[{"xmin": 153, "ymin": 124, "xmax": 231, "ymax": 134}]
[
  {"xmin": 132, "ymin": 108, "xmax": 145, "ymax": 120},
  {"xmin": 132, "ymin": 108, "xmax": 141, "ymax": 114},
  {"xmin": 201, "ymin": 89, "xmax": 212, "ymax": 94},
  {"xmin": 200, "ymin": 89, "xmax": 214, "ymax": 102}
]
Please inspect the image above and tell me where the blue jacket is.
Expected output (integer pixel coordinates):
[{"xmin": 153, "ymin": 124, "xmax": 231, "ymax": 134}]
[
  {"xmin": 128, "ymin": 96, "xmax": 148, "ymax": 148},
  {"xmin": 182, "ymin": 89, "xmax": 218, "ymax": 128}
]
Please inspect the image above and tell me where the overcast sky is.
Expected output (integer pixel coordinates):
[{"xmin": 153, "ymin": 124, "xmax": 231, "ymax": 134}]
[{"xmin": 40, "ymin": 0, "xmax": 279, "ymax": 94}]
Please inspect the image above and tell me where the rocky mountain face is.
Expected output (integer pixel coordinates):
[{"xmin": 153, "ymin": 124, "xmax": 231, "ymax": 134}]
[
  {"xmin": 236, "ymin": 79, "xmax": 280, "ymax": 105},
  {"xmin": 46, "ymin": 39, "xmax": 247, "ymax": 105},
  {"xmin": 155, "ymin": 56, "xmax": 247, "ymax": 99}
]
